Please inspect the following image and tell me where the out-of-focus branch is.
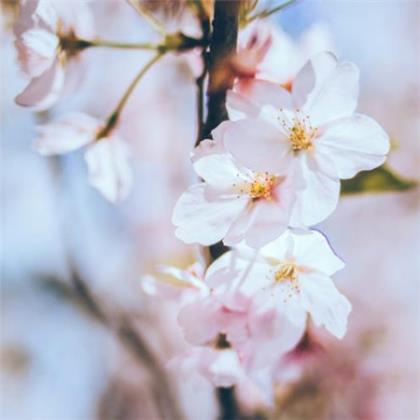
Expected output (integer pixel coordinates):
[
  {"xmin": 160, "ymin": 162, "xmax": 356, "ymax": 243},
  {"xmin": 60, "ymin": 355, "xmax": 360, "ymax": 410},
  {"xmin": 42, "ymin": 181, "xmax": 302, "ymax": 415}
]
[{"xmin": 44, "ymin": 267, "xmax": 184, "ymax": 420}]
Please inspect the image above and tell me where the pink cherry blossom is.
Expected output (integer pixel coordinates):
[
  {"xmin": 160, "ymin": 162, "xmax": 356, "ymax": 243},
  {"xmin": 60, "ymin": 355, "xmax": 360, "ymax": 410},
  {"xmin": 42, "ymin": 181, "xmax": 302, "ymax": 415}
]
[
  {"xmin": 141, "ymin": 262, "xmax": 208, "ymax": 302},
  {"xmin": 172, "ymin": 121, "xmax": 306, "ymax": 248},
  {"xmin": 238, "ymin": 22, "xmax": 335, "ymax": 87},
  {"xmin": 14, "ymin": 0, "xmax": 93, "ymax": 110},
  {"xmin": 216, "ymin": 229, "xmax": 351, "ymax": 339},
  {"xmin": 172, "ymin": 152, "xmax": 304, "ymax": 248},
  {"xmin": 225, "ymin": 52, "xmax": 390, "ymax": 226},
  {"xmin": 34, "ymin": 112, "xmax": 132, "ymax": 202}
]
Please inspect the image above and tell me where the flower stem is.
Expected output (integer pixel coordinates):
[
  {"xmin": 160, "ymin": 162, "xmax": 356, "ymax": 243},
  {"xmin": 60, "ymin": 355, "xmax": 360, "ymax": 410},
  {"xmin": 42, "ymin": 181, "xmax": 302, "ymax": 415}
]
[
  {"xmin": 99, "ymin": 52, "xmax": 163, "ymax": 137},
  {"xmin": 84, "ymin": 38, "xmax": 161, "ymax": 50}
]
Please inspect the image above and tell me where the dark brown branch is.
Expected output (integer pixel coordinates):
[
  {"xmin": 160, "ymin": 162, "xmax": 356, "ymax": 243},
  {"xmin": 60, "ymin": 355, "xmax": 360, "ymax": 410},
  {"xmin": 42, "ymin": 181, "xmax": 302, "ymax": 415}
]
[
  {"xmin": 202, "ymin": 0, "xmax": 240, "ymax": 140},
  {"xmin": 196, "ymin": 2, "xmax": 241, "ymax": 419}
]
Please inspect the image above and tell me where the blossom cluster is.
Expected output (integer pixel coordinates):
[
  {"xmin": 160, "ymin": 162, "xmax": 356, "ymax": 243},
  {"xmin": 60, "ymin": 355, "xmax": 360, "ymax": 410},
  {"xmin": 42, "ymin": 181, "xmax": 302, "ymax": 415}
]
[
  {"xmin": 13, "ymin": 0, "xmax": 390, "ymax": 403},
  {"xmin": 157, "ymin": 41, "xmax": 389, "ymax": 400}
]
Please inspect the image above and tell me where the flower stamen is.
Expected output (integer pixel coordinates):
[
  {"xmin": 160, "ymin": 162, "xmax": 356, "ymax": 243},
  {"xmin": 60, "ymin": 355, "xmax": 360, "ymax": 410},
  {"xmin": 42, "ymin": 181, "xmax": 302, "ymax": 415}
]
[{"xmin": 236, "ymin": 172, "xmax": 277, "ymax": 201}]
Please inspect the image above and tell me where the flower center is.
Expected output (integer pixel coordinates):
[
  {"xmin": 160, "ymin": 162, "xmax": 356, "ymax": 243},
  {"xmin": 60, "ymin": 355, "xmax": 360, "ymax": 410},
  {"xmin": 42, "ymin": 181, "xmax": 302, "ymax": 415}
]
[
  {"xmin": 247, "ymin": 172, "xmax": 277, "ymax": 200},
  {"xmin": 274, "ymin": 262, "xmax": 298, "ymax": 282},
  {"xmin": 278, "ymin": 109, "xmax": 317, "ymax": 152}
]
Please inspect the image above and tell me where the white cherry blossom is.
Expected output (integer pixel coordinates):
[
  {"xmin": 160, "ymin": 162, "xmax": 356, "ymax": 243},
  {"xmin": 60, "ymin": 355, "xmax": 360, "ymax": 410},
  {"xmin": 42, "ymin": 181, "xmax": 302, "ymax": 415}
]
[
  {"xmin": 34, "ymin": 112, "xmax": 132, "ymax": 202},
  {"xmin": 225, "ymin": 52, "xmax": 390, "ymax": 225},
  {"xmin": 214, "ymin": 229, "xmax": 351, "ymax": 339},
  {"xmin": 14, "ymin": 0, "xmax": 93, "ymax": 110}
]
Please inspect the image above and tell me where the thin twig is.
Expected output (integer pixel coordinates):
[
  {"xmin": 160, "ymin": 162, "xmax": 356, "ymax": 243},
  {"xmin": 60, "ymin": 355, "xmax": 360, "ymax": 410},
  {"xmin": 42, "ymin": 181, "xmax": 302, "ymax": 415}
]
[{"xmin": 246, "ymin": 0, "xmax": 298, "ymax": 23}]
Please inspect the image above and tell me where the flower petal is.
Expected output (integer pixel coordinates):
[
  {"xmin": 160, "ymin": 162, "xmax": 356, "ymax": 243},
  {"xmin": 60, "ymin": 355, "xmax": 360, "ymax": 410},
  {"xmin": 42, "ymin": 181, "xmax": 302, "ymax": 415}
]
[
  {"xmin": 84, "ymin": 136, "xmax": 133, "ymax": 202},
  {"xmin": 290, "ymin": 154, "xmax": 340, "ymax": 226},
  {"xmin": 292, "ymin": 51, "xmax": 337, "ymax": 109},
  {"xmin": 291, "ymin": 229, "xmax": 345, "ymax": 275},
  {"xmin": 227, "ymin": 79, "xmax": 292, "ymax": 121},
  {"xmin": 295, "ymin": 52, "xmax": 359, "ymax": 126},
  {"xmin": 34, "ymin": 112, "xmax": 99, "ymax": 155},
  {"xmin": 193, "ymin": 153, "xmax": 244, "ymax": 188},
  {"xmin": 316, "ymin": 113, "xmax": 390, "ymax": 179},
  {"xmin": 299, "ymin": 272, "xmax": 351, "ymax": 339},
  {"xmin": 17, "ymin": 28, "xmax": 58, "ymax": 77},
  {"xmin": 172, "ymin": 183, "xmax": 248, "ymax": 246},
  {"xmin": 223, "ymin": 119, "xmax": 290, "ymax": 173},
  {"xmin": 15, "ymin": 57, "xmax": 65, "ymax": 111}
]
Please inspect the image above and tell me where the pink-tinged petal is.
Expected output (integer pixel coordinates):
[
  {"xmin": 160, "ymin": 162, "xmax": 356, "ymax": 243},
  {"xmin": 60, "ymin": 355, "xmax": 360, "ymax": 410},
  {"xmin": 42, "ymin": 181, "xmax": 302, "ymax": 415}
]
[
  {"xmin": 178, "ymin": 298, "xmax": 222, "ymax": 345},
  {"xmin": 84, "ymin": 137, "xmax": 133, "ymax": 203},
  {"xmin": 15, "ymin": 57, "xmax": 65, "ymax": 111},
  {"xmin": 226, "ymin": 187, "xmax": 294, "ymax": 249},
  {"xmin": 34, "ymin": 112, "xmax": 99, "ymax": 155},
  {"xmin": 316, "ymin": 113, "xmax": 390, "ymax": 179},
  {"xmin": 157, "ymin": 264, "xmax": 207, "ymax": 291},
  {"xmin": 223, "ymin": 119, "xmax": 290, "ymax": 173},
  {"xmin": 33, "ymin": 0, "xmax": 58, "ymax": 31},
  {"xmin": 204, "ymin": 348, "xmax": 245, "ymax": 387},
  {"xmin": 295, "ymin": 53, "xmax": 359, "ymax": 126},
  {"xmin": 172, "ymin": 183, "xmax": 248, "ymax": 246},
  {"xmin": 290, "ymin": 155, "xmax": 340, "ymax": 226},
  {"xmin": 227, "ymin": 79, "xmax": 293, "ymax": 120},
  {"xmin": 290, "ymin": 229, "xmax": 345, "ymax": 275},
  {"xmin": 292, "ymin": 51, "xmax": 337, "ymax": 109},
  {"xmin": 193, "ymin": 153, "xmax": 243, "ymax": 188},
  {"xmin": 240, "ymin": 307, "xmax": 305, "ymax": 369},
  {"xmin": 299, "ymin": 273, "xmax": 352, "ymax": 339},
  {"xmin": 17, "ymin": 28, "xmax": 58, "ymax": 77},
  {"xmin": 141, "ymin": 274, "xmax": 185, "ymax": 300}
]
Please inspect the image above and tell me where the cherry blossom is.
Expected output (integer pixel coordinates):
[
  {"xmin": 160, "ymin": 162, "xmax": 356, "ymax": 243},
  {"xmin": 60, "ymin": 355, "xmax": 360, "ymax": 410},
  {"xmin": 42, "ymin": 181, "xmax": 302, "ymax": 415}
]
[
  {"xmin": 212, "ymin": 229, "xmax": 351, "ymax": 339},
  {"xmin": 14, "ymin": 0, "xmax": 93, "ymax": 110},
  {"xmin": 172, "ymin": 123, "xmax": 306, "ymax": 248},
  {"xmin": 141, "ymin": 262, "xmax": 208, "ymax": 302},
  {"xmin": 34, "ymin": 112, "xmax": 132, "ymax": 202},
  {"xmin": 238, "ymin": 22, "xmax": 335, "ymax": 87},
  {"xmin": 225, "ymin": 52, "xmax": 390, "ymax": 225}
]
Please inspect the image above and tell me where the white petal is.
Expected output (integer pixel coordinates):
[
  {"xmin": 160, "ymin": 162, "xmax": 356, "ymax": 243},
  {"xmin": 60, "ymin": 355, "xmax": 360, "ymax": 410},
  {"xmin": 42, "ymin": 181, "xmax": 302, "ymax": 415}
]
[
  {"xmin": 34, "ymin": 112, "xmax": 99, "ymax": 155},
  {"xmin": 84, "ymin": 137, "xmax": 133, "ymax": 203},
  {"xmin": 18, "ymin": 28, "xmax": 58, "ymax": 77},
  {"xmin": 290, "ymin": 229, "xmax": 345, "ymax": 275},
  {"xmin": 292, "ymin": 51, "xmax": 337, "ymax": 109},
  {"xmin": 206, "ymin": 349, "xmax": 244, "ymax": 387},
  {"xmin": 223, "ymin": 119, "xmax": 290, "ymax": 173},
  {"xmin": 299, "ymin": 272, "xmax": 351, "ymax": 339},
  {"xmin": 227, "ymin": 79, "xmax": 293, "ymax": 121},
  {"xmin": 193, "ymin": 153, "xmax": 244, "ymax": 188},
  {"xmin": 290, "ymin": 155, "xmax": 340, "ymax": 226},
  {"xmin": 33, "ymin": 0, "xmax": 58, "ymax": 30},
  {"xmin": 15, "ymin": 58, "xmax": 65, "ymax": 111},
  {"xmin": 316, "ymin": 113, "xmax": 390, "ymax": 179},
  {"xmin": 178, "ymin": 299, "xmax": 221, "ymax": 345},
  {"xmin": 172, "ymin": 183, "xmax": 248, "ymax": 246},
  {"xmin": 243, "ymin": 307, "xmax": 305, "ymax": 369},
  {"xmin": 296, "ymin": 53, "xmax": 359, "ymax": 126}
]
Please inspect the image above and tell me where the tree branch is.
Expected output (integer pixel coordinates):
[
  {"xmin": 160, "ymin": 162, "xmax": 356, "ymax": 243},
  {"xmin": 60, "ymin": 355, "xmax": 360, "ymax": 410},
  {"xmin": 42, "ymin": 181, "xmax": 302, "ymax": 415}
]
[{"xmin": 196, "ymin": 2, "xmax": 241, "ymax": 419}]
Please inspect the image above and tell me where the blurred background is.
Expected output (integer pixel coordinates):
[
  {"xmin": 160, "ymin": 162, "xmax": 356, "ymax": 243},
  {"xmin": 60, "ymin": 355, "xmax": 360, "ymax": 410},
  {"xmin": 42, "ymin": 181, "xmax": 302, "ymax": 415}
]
[{"xmin": 1, "ymin": 1, "xmax": 419, "ymax": 419}]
